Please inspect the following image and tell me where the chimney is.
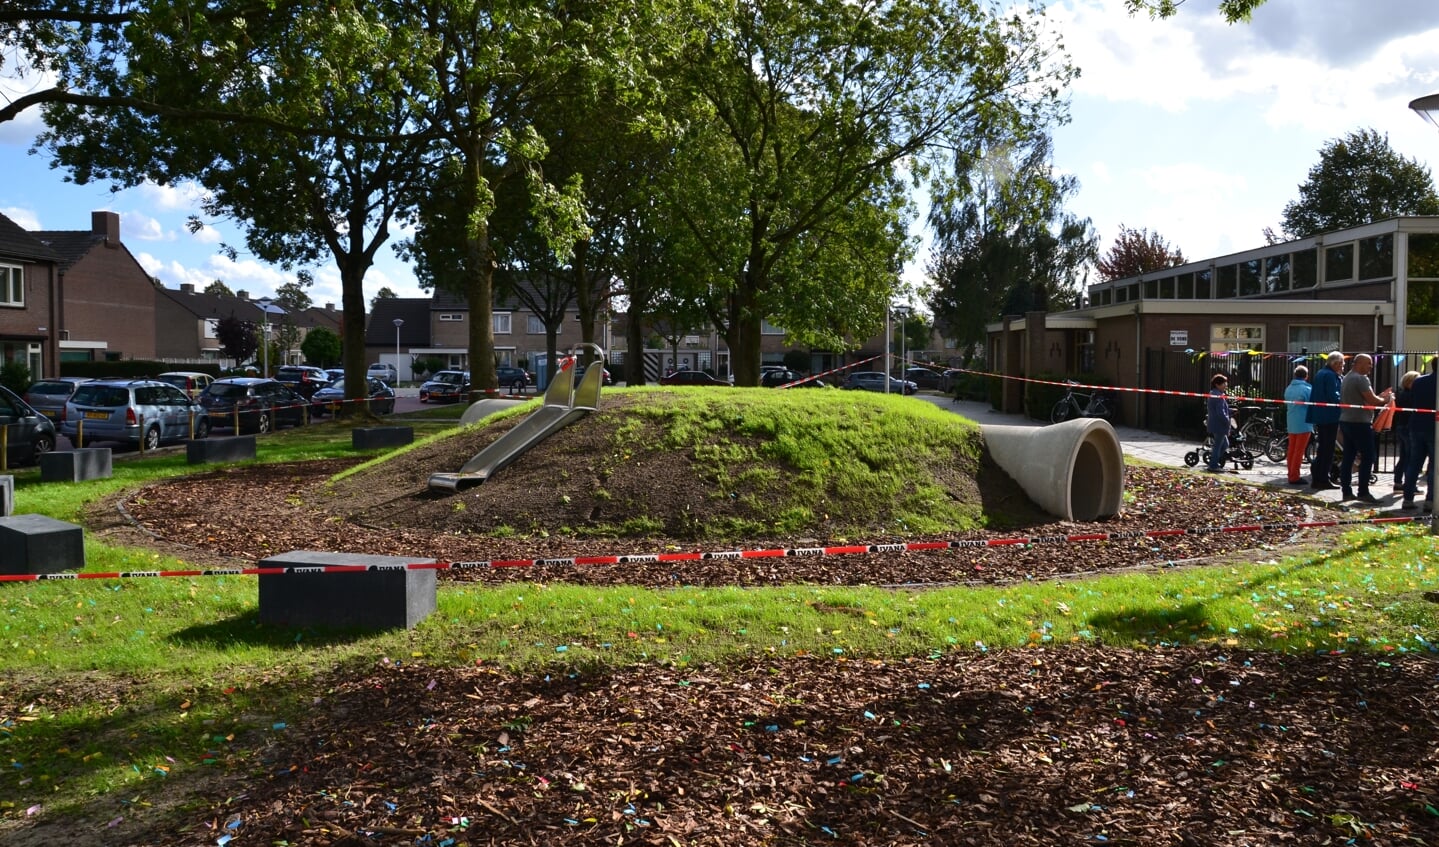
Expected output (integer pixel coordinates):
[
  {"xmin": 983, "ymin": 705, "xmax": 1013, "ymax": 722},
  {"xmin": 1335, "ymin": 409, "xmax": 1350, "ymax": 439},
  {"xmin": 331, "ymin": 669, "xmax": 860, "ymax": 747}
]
[
  {"xmin": 91, "ymin": 210, "xmax": 120, "ymax": 246},
  {"xmin": 180, "ymin": 283, "xmax": 196, "ymax": 294},
  {"xmin": 237, "ymin": 290, "xmax": 249, "ymax": 300},
  {"xmin": 324, "ymin": 302, "xmax": 335, "ymax": 311}
]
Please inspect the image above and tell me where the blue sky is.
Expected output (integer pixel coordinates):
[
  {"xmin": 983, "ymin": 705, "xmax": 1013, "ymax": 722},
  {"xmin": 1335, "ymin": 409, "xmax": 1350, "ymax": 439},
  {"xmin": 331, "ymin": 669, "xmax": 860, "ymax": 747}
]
[{"xmin": 2, "ymin": 0, "xmax": 1438, "ymax": 310}]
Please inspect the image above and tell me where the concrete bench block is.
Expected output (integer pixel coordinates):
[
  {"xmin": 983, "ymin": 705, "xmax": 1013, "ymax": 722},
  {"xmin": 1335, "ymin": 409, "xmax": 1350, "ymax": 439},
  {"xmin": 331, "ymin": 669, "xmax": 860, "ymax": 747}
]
[
  {"xmin": 258, "ymin": 550, "xmax": 437, "ymax": 631},
  {"xmin": 40, "ymin": 448, "xmax": 112, "ymax": 483},
  {"xmin": 187, "ymin": 435, "xmax": 257, "ymax": 464},
  {"xmin": 0, "ymin": 514, "xmax": 85, "ymax": 575},
  {"xmin": 353, "ymin": 426, "xmax": 414, "ymax": 450},
  {"xmin": 0, "ymin": 475, "xmax": 12, "ymax": 517}
]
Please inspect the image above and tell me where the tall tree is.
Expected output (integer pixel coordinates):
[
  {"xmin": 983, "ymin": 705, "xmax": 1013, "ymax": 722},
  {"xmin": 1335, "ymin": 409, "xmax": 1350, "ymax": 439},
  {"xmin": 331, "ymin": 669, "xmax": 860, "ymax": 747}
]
[
  {"xmin": 30, "ymin": 0, "xmax": 434, "ymax": 409},
  {"xmin": 1096, "ymin": 225, "xmax": 1186, "ymax": 281},
  {"xmin": 1278, "ymin": 129, "xmax": 1439, "ymax": 240},
  {"xmin": 300, "ymin": 326, "xmax": 341, "ymax": 367},
  {"xmin": 369, "ymin": 287, "xmax": 398, "ymax": 310},
  {"xmin": 214, "ymin": 315, "xmax": 257, "ymax": 365},
  {"xmin": 927, "ymin": 133, "xmax": 1097, "ymax": 350},
  {"xmin": 666, "ymin": 0, "xmax": 1072, "ymax": 386},
  {"xmin": 203, "ymin": 279, "xmax": 232, "ymax": 296},
  {"xmin": 274, "ymin": 279, "xmax": 313, "ymax": 313}
]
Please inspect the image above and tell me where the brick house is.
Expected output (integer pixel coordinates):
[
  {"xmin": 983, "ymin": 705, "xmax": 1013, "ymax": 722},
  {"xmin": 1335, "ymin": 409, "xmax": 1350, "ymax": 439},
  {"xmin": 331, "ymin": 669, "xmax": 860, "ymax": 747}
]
[
  {"xmin": 34, "ymin": 211, "xmax": 158, "ymax": 364},
  {"xmin": 157, "ymin": 283, "xmax": 342, "ymax": 367},
  {"xmin": 0, "ymin": 213, "xmax": 60, "ymax": 379}
]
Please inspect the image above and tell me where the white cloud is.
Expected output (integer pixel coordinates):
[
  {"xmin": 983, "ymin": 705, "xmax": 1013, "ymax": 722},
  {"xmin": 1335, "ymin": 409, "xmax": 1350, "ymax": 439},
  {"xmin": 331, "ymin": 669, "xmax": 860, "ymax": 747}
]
[
  {"xmin": 136, "ymin": 180, "xmax": 208, "ymax": 212},
  {"xmin": 0, "ymin": 205, "xmax": 40, "ymax": 230},
  {"xmin": 123, "ymin": 211, "xmax": 171, "ymax": 242}
]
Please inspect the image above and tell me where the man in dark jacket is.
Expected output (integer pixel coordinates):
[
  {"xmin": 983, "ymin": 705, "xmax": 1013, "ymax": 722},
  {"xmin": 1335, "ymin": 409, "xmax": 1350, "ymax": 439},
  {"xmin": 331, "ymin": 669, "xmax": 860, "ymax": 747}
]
[
  {"xmin": 1306, "ymin": 351, "xmax": 1344, "ymax": 491},
  {"xmin": 1406, "ymin": 357, "xmax": 1438, "ymax": 512}
]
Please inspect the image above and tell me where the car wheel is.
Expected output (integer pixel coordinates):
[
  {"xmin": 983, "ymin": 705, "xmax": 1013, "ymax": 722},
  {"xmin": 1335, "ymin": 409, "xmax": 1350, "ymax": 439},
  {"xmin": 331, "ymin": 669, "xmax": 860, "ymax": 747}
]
[
  {"xmin": 31, "ymin": 433, "xmax": 54, "ymax": 463},
  {"xmin": 255, "ymin": 412, "xmax": 271, "ymax": 434},
  {"xmin": 143, "ymin": 425, "xmax": 161, "ymax": 451},
  {"xmin": 194, "ymin": 417, "xmax": 211, "ymax": 440}
]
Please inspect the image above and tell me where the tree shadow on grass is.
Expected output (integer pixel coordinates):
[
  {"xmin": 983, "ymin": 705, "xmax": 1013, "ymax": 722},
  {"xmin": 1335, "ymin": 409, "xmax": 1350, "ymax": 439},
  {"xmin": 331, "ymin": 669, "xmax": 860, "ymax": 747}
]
[{"xmin": 1086, "ymin": 601, "xmax": 1213, "ymax": 644}]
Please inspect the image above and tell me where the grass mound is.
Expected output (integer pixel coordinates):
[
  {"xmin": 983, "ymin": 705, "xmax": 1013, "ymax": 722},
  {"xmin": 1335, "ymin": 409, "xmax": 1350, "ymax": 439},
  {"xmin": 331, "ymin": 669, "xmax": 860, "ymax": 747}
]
[{"xmin": 323, "ymin": 387, "xmax": 1038, "ymax": 540}]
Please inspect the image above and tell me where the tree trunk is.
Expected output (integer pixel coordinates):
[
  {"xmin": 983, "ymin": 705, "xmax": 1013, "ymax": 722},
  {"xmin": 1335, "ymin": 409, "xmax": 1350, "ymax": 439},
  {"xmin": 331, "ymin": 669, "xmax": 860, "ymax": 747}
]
[{"xmin": 464, "ymin": 158, "xmax": 498, "ymax": 401}]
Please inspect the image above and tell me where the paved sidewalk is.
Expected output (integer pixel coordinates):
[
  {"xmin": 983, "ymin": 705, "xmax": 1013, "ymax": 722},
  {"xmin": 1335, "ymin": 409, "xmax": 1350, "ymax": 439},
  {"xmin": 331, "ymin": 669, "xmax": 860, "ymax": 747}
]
[{"xmin": 914, "ymin": 393, "xmax": 1407, "ymax": 512}]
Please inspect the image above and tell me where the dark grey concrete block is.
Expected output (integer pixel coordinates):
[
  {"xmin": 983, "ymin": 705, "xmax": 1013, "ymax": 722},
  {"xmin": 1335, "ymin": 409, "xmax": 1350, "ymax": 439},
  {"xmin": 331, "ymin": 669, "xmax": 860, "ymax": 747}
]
[
  {"xmin": 352, "ymin": 426, "xmax": 415, "ymax": 450},
  {"xmin": 258, "ymin": 550, "xmax": 437, "ymax": 631},
  {"xmin": 0, "ymin": 514, "xmax": 85, "ymax": 575},
  {"xmin": 0, "ymin": 474, "xmax": 12, "ymax": 517},
  {"xmin": 187, "ymin": 435, "xmax": 257, "ymax": 464},
  {"xmin": 39, "ymin": 448, "xmax": 112, "ymax": 483}
]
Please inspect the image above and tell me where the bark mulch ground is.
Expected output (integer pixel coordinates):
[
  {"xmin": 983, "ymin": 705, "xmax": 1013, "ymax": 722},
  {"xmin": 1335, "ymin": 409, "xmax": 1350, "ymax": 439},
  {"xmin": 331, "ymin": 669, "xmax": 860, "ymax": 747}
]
[{"xmin": 48, "ymin": 419, "xmax": 1439, "ymax": 845}]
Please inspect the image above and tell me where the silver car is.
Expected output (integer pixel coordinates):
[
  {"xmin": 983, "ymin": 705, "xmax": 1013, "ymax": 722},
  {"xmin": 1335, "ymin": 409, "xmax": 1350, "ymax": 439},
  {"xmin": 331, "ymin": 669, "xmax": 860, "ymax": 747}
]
[
  {"xmin": 23, "ymin": 377, "xmax": 91, "ymax": 423},
  {"xmin": 60, "ymin": 379, "xmax": 209, "ymax": 449}
]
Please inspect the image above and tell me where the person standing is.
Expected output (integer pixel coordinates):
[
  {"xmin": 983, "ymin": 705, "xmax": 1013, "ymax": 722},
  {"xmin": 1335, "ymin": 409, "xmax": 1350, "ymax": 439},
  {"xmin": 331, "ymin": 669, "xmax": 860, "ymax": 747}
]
[
  {"xmin": 1391, "ymin": 370, "xmax": 1420, "ymax": 494},
  {"xmin": 1404, "ymin": 357, "xmax": 1438, "ymax": 512},
  {"xmin": 1205, "ymin": 373, "xmax": 1232, "ymax": 473},
  {"xmin": 1283, "ymin": 365, "xmax": 1313, "ymax": 485},
  {"xmin": 1337, "ymin": 353, "xmax": 1392, "ymax": 504},
  {"xmin": 1307, "ymin": 351, "xmax": 1345, "ymax": 491}
]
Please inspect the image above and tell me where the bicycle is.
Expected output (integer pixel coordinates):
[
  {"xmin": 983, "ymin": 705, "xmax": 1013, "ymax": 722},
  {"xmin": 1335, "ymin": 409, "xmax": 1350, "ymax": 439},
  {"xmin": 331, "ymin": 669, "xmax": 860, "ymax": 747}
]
[
  {"xmin": 1050, "ymin": 380, "xmax": 1112, "ymax": 424},
  {"xmin": 1232, "ymin": 405, "xmax": 1288, "ymax": 463}
]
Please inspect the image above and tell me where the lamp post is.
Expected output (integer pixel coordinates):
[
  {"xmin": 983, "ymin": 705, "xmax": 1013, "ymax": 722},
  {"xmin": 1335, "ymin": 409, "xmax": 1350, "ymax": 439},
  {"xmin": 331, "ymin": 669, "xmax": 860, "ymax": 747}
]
[
  {"xmin": 392, "ymin": 318, "xmax": 404, "ymax": 383},
  {"xmin": 883, "ymin": 307, "xmax": 892, "ymax": 394},
  {"xmin": 1409, "ymin": 93, "xmax": 1439, "ymax": 534},
  {"xmin": 894, "ymin": 305, "xmax": 911, "ymax": 391},
  {"xmin": 261, "ymin": 318, "xmax": 270, "ymax": 377}
]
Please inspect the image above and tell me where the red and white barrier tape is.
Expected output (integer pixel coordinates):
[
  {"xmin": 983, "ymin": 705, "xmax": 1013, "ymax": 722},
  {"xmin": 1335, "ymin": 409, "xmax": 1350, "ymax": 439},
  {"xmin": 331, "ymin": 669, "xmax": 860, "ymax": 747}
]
[
  {"xmin": 776, "ymin": 355, "xmax": 882, "ymax": 389},
  {"xmin": 0, "ymin": 512, "xmax": 1424, "ymax": 583}
]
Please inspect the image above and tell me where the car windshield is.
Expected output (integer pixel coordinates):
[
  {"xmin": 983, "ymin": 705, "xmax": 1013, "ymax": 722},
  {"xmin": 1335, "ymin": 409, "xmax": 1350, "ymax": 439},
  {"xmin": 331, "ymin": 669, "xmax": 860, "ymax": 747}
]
[
  {"xmin": 71, "ymin": 385, "xmax": 129, "ymax": 406},
  {"xmin": 207, "ymin": 383, "xmax": 250, "ymax": 399},
  {"xmin": 434, "ymin": 372, "xmax": 464, "ymax": 384},
  {"xmin": 155, "ymin": 375, "xmax": 189, "ymax": 389},
  {"xmin": 326, "ymin": 379, "xmax": 347, "ymax": 392}
]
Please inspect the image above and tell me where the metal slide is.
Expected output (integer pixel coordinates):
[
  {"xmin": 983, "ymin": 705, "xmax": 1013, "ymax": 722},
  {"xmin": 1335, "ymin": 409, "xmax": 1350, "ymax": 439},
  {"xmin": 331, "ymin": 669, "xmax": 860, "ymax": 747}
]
[{"xmin": 427, "ymin": 361, "xmax": 604, "ymax": 493}]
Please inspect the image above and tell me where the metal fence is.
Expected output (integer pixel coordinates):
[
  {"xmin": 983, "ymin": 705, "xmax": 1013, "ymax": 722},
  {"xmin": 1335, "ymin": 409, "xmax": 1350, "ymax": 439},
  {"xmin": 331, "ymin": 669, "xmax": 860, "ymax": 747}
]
[{"xmin": 1141, "ymin": 349, "xmax": 1433, "ymax": 477}]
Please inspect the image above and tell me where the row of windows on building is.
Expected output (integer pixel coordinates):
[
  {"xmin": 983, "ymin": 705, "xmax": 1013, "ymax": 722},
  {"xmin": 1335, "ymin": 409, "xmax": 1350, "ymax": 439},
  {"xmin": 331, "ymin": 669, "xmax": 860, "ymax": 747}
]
[{"xmin": 1089, "ymin": 233, "xmax": 1439, "ymax": 307}]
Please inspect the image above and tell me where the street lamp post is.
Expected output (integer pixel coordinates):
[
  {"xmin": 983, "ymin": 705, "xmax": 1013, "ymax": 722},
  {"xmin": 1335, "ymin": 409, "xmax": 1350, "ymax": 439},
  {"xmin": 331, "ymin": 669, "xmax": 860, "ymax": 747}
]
[
  {"xmin": 392, "ymin": 318, "xmax": 404, "ymax": 384},
  {"xmin": 1408, "ymin": 93, "xmax": 1439, "ymax": 535},
  {"xmin": 261, "ymin": 318, "xmax": 270, "ymax": 377},
  {"xmin": 894, "ymin": 305, "xmax": 910, "ymax": 387}
]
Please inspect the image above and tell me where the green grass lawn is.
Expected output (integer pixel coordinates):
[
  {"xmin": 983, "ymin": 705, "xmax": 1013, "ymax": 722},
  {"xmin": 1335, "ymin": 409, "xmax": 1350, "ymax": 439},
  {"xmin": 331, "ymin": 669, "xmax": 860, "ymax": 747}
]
[{"xmin": 2, "ymin": 390, "xmax": 1438, "ymax": 823}]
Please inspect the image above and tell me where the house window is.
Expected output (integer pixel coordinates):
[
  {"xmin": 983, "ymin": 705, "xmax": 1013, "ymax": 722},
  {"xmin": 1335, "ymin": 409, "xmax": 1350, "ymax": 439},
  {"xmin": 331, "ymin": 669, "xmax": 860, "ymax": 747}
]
[
  {"xmin": 1288, "ymin": 324, "xmax": 1341, "ymax": 352},
  {"xmin": 493, "ymin": 312, "xmax": 511, "ymax": 334},
  {"xmin": 761, "ymin": 319, "xmax": 785, "ymax": 335},
  {"xmin": 1264, "ymin": 255, "xmax": 1289, "ymax": 293},
  {"xmin": 1143, "ymin": 278, "xmax": 1158, "ymax": 299},
  {"xmin": 0, "ymin": 264, "xmax": 22, "ymax": 306},
  {"xmin": 1292, "ymin": 249, "xmax": 1317, "ymax": 288},
  {"xmin": 1195, "ymin": 268, "xmax": 1212, "ymax": 299},
  {"xmin": 1239, "ymin": 259, "xmax": 1261, "ymax": 296},
  {"xmin": 1217, "ymin": 264, "xmax": 1237, "ymax": 298},
  {"xmin": 1177, "ymin": 273, "xmax": 1194, "ymax": 298},
  {"xmin": 527, "ymin": 315, "xmax": 545, "ymax": 334},
  {"xmin": 1210, "ymin": 324, "xmax": 1264, "ymax": 353},
  {"xmin": 1159, "ymin": 276, "xmax": 1175, "ymax": 299},
  {"xmin": 1325, "ymin": 243, "xmax": 1354, "ymax": 282},
  {"xmin": 1408, "ymin": 280, "xmax": 1439, "ymax": 325},
  {"xmin": 1359, "ymin": 234, "xmax": 1393, "ymax": 280},
  {"xmin": 438, "ymin": 313, "xmax": 464, "ymax": 321},
  {"xmin": 204, "ymin": 319, "xmax": 219, "ymax": 339}
]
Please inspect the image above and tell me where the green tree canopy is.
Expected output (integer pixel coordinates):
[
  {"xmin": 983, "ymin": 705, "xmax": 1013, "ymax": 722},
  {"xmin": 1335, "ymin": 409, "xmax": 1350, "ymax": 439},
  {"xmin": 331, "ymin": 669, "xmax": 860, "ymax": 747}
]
[
  {"xmin": 214, "ymin": 315, "xmax": 257, "ymax": 364},
  {"xmin": 203, "ymin": 279, "xmax": 233, "ymax": 296},
  {"xmin": 300, "ymin": 326, "xmax": 341, "ymax": 367},
  {"xmin": 369, "ymin": 287, "xmax": 397, "ymax": 311},
  {"xmin": 1278, "ymin": 128, "xmax": 1439, "ymax": 240}
]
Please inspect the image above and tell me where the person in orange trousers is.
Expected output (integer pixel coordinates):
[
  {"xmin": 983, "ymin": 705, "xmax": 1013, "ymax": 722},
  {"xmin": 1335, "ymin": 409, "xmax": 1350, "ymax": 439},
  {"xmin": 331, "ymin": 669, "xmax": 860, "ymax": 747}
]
[{"xmin": 1284, "ymin": 364, "xmax": 1313, "ymax": 485}]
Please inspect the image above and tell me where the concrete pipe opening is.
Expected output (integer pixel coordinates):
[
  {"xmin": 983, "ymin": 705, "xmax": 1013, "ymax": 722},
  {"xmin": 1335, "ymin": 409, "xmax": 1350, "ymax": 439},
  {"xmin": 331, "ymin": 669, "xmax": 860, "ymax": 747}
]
[{"xmin": 980, "ymin": 418, "xmax": 1126, "ymax": 522}]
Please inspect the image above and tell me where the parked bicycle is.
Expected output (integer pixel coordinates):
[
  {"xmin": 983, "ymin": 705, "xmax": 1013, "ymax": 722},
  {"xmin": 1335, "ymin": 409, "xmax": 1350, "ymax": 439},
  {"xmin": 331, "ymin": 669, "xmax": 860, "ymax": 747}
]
[
  {"xmin": 1232, "ymin": 405, "xmax": 1288, "ymax": 463},
  {"xmin": 1050, "ymin": 380, "xmax": 1112, "ymax": 424}
]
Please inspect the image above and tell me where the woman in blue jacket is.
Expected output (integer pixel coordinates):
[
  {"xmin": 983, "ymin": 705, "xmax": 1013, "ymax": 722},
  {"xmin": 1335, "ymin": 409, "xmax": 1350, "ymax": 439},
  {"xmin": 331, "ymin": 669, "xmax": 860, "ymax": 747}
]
[{"xmin": 1306, "ymin": 351, "xmax": 1344, "ymax": 491}]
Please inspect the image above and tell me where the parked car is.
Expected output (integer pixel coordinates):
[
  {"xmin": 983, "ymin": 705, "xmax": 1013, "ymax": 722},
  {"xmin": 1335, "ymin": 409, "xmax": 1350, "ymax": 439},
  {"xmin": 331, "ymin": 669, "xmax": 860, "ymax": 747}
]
[
  {"xmin": 903, "ymin": 367, "xmax": 943, "ymax": 390},
  {"xmin": 659, "ymin": 370, "xmax": 730, "ymax": 387},
  {"xmin": 842, "ymin": 372, "xmax": 917, "ymax": 394},
  {"xmin": 0, "ymin": 385, "xmax": 58, "ymax": 465},
  {"xmin": 759, "ymin": 368, "xmax": 826, "ymax": 388},
  {"xmin": 60, "ymin": 378, "xmax": 208, "ymax": 449},
  {"xmin": 23, "ymin": 377, "xmax": 91, "ymax": 422},
  {"xmin": 274, "ymin": 365, "xmax": 333, "ymax": 400},
  {"xmin": 419, "ymin": 370, "xmax": 470, "ymax": 404},
  {"xmin": 324, "ymin": 368, "xmax": 346, "ymax": 384},
  {"xmin": 367, "ymin": 362, "xmax": 398, "ymax": 382},
  {"xmin": 156, "ymin": 371, "xmax": 215, "ymax": 399},
  {"xmin": 199, "ymin": 378, "xmax": 308, "ymax": 434},
  {"xmin": 311, "ymin": 377, "xmax": 396, "ymax": 416},
  {"xmin": 495, "ymin": 365, "xmax": 534, "ymax": 392}
]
